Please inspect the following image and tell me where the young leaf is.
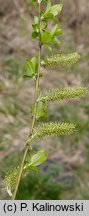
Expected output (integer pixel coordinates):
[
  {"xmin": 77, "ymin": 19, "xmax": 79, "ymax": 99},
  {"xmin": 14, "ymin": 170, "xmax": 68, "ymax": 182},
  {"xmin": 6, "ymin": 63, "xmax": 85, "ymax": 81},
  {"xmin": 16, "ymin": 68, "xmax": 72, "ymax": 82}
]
[
  {"xmin": 32, "ymin": 31, "xmax": 38, "ymax": 40},
  {"xmin": 46, "ymin": 0, "xmax": 51, "ymax": 13},
  {"xmin": 41, "ymin": 31, "xmax": 52, "ymax": 44},
  {"xmin": 31, "ymin": 56, "xmax": 38, "ymax": 72},
  {"xmin": 23, "ymin": 74, "xmax": 33, "ymax": 79},
  {"xmin": 36, "ymin": 100, "xmax": 48, "ymax": 120},
  {"xmin": 26, "ymin": 166, "xmax": 38, "ymax": 174},
  {"xmin": 41, "ymin": 20, "xmax": 47, "ymax": 30},
  {"xmin": 25, "ymin": 60, "xmax": 34, "ymax": 73},
  {"xmin": 42, "ymin": 4, "xmax": 63, "ymax": 20},
  {"xmin": 24, "ymin": 56, "xmax": 38, "ymax": 78},
  {"xmin": 50, "ymin": 24, "xmax": 63, "ymax": 37},
  {"xmin": 51, "ymin": 37, "xmax": 61, "ymax": 45},
  {"xmin": 24, "ymin": 150, "xmax": 48, "ymax": 168},
  {"xmin": 32, "ymin": 16, "xmax": 39, "ymax": 32},
  {"xmin": 33, "ymin": 16, "xmax": 39, "ymax": 25},
  {"xmin": 49, "ymin": 4, "xmax": 63, "ymax": 17}
]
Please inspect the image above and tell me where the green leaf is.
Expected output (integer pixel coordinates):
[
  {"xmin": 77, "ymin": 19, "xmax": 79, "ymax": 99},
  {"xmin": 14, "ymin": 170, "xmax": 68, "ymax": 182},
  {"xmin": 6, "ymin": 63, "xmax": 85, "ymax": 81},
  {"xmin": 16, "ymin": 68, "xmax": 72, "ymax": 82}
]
[
  {"xmin": 31, "ymin": 56, "xmax": 38, "ymax": 72},
  {"xmin": 32, "ymin": 31, "xmax": 38, "ymax": 40},
  {"xmin": 41, "ymin": 20, "xmax": 47, "ymax": 30},
  {"xmin": 25, "ymin": 60, "xmax": 34, "ymax": 73},
  {"xmin": 41, "ymin": 31, "xmax": 52, "ymax": 44},
  {"xmin": 26, "ymin": 166, "xmax": 38, "ymax": 174},
  {"xmin": 24, "ymin": 150, "xmax": 48, "ymax": 168},
  {"xmin": 50, "ymin": 24, "xmax": 63, "ymax": 37},
  {"xmin": 50, "ymin": 24, "xmax": 58, "ymax": 37},
  {"xmin": 26, "ymin": 151, "xmax": 31, "ymax": 163},
  {"xmin": 26, "ymin": 56, "xmax": 38, "ymax": 74},
  {"xmin": 34, "ymin": 16, "xmax": 39, "ymax": 24},
  {"xmin": 30, "ymin": 150, "xmax": 48, "ymax": 166},
  {"xmin": 32, "ymin": 0, "xmax": 36, "ymax": 2},
  {"xmin": 41, "ymin": 29, "xmax": 61, "ymax": 45},
  {"xmin": 46, "ymin": 45, "xmax": 52, "ymax": 52},
  {"xmin": 51, "ymin": 37, "xmax": 61, "ymax": 45},
  {"xmin": 24, "ymin": 56, "xmax": 38, "ymax": 78},
  {"xmin": 32, "ymin": 16, "xmax": 39, "ymax": 32},
  {"xmin": 23, "ymin": 74, "xmax": 33, "ymax": 79},
  {"xmin": 36, "ymin": 100, "xmax": 48, "ymax": 120},
  {"xmin": 46, "ymin": 0, "xmax": 51, "ymax": 13},
  {"xmin": 49, "ymin": 4, "xmax": 63, "ymax": 16},
  {"xmin": 42, "ymin": 4, "xmax": 63, "ymax": 20}
]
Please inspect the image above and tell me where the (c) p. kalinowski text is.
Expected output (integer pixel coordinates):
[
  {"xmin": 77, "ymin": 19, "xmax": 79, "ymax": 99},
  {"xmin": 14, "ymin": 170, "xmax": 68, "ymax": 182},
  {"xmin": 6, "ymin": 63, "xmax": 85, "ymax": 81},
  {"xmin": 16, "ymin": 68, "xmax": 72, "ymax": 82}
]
[{"xmin": 32, "ymin": 202, "xmax": 84, "ymax": 212}]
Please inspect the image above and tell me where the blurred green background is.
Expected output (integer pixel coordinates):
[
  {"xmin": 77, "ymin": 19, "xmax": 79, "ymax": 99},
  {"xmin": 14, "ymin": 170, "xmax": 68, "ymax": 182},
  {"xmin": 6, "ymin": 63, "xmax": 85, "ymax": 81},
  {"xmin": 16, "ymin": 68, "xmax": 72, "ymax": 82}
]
[{"xmin": 0, "ymin": 0, "xmax": 89, "ymax": 199}]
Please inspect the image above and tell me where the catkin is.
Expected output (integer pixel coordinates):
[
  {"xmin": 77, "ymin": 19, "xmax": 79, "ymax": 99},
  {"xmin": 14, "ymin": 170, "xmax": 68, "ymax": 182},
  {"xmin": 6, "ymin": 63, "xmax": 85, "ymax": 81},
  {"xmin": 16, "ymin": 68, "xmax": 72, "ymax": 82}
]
[
  {"xmin": 4, "ymin": 167, "xmax": 28, "ymax": 197},
  {"xmin": 31, "ymin": 122, "xmax": 76, "ymax": 140},
  {"xmin": 42, "ymin": 53, "xmax": 80, "ymax": 68},
  {"xmin": 45, "ymin": 87, "xmax": 88, "ymax": 102}
]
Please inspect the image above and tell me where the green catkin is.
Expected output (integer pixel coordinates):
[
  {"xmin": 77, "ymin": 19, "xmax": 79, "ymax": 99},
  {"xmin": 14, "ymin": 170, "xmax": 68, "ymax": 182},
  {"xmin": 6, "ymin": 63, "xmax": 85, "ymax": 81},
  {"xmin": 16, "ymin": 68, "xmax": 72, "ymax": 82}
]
[
  {"xmin": 4, "ymin": 167, "xmax": 28, "ymax": 197},
  {"xmin": 42, "ymin": 53, "xmax": 80, "ymax": 68},
  {"xmin": 45, "ymin": 87, "xmax": 88, "ymax": 102},
  {"xmin": 31, "ymin": 123, "xmax": 76, "ymax": 141}
]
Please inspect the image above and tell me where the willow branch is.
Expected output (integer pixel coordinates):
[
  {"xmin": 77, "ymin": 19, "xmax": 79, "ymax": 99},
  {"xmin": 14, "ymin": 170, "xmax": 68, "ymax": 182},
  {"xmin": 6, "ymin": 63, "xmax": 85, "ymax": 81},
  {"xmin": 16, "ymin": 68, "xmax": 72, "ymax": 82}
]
[{"xmin": 12, "ymin": 1, "xmax": 41, "ymax": 200}]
